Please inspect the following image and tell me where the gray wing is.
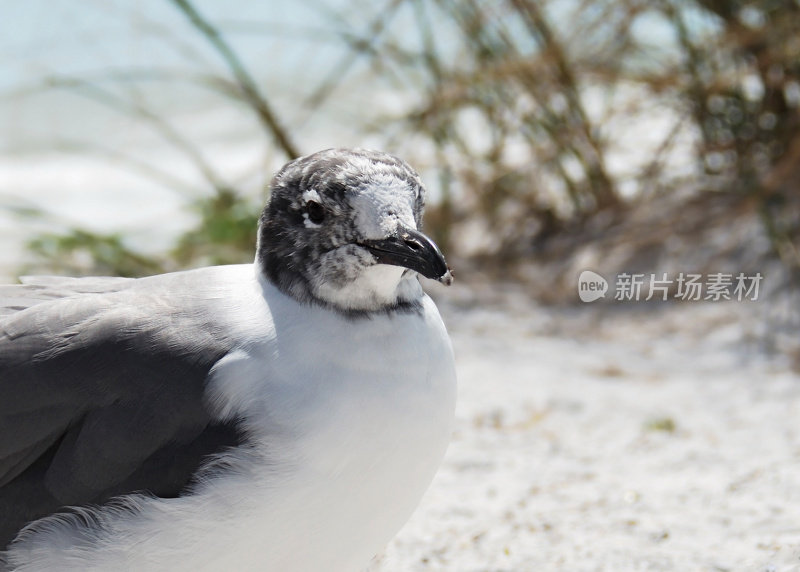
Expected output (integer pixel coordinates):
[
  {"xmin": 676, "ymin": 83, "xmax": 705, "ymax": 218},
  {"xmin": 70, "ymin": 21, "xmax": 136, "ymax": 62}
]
[
  {"xmin": 0, "ymin": 276, "xmax": 243, "ymax": 548},
  {"xmin": 0, "ymin": 275, "xmax": 135, "ymax": 317}
]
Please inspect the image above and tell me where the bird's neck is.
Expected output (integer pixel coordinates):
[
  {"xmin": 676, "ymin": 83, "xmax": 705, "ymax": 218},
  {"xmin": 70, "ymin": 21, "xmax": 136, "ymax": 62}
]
[{"xmin": 255, "ymin": 259, "xmax": 423, "ymax": 317}]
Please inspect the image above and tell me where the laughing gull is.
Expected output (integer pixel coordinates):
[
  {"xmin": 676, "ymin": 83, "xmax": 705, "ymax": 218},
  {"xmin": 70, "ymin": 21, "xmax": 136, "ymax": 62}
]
[{"xmin": 0, "ymin": 148, "xmax": 456, "ymax": 571}]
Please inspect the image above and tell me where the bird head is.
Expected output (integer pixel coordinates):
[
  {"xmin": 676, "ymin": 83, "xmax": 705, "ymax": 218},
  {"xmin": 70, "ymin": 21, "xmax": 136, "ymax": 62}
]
[{"xmin": 257, "ymin": 148, "xmax": 452, "ymax": 314}]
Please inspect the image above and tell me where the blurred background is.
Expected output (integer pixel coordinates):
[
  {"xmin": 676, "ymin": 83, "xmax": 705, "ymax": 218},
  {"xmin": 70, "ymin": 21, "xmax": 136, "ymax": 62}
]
[
  {"xmin": 2, "ymin": 0, "xmax": 798, "ymax": 285},
  {"xmin": 2, "ymin": 1, "xmax": 800, "ymax": 569}
]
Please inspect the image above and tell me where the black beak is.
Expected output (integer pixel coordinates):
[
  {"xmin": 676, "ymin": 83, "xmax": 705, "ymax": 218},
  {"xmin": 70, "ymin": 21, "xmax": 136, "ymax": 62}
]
[{"xmin": 360, "ymin": 227, "xmax": 453, "ymax": 285}]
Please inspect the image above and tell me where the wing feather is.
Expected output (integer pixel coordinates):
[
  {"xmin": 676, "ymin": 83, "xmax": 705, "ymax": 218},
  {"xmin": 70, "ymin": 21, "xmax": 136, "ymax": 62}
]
[{"xmin": 0, "ymin": 274, "xmax": 244, "ymax": 548}]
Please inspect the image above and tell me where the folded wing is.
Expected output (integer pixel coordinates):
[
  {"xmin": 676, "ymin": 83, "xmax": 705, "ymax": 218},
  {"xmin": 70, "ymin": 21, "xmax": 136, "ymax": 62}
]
[{"xmin": 0, "ymin": 277, "xmax": 242, "ymax": 548}]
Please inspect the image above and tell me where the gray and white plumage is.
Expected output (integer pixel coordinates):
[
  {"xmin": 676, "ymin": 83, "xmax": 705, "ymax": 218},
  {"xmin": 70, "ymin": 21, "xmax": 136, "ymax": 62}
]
[{"xmin": 0, "ymin": 148, "xmax": 456, "ymax": 571}]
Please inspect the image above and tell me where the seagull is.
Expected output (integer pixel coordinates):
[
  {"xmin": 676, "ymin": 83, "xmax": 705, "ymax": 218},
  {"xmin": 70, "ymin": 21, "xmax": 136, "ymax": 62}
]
[{"xmin": 0, "ymin": 148, "xmax": 457, "ymax": 571}]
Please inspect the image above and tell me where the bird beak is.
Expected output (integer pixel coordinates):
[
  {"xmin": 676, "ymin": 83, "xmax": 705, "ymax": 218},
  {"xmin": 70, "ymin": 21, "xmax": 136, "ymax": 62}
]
[{"xmin": 360, "ymin": 227, "xmax": 453, "ymax": 285}]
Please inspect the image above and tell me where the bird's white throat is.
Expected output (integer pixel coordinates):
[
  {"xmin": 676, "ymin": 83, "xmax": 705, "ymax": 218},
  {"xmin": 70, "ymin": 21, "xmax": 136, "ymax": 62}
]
[{"xmin": 314, "ymin": 264, "xmax": 422, "ymax": 311}]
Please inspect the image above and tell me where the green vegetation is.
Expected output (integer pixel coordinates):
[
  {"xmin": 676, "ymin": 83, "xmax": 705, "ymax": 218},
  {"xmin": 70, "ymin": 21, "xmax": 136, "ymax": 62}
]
[
  {"xmin": 24, "ymin": 189, "xmax": 259, "ymax": 277},
  {"xmin": 644, "ymin": 417, "xmax": 677, "ymax": 434}
]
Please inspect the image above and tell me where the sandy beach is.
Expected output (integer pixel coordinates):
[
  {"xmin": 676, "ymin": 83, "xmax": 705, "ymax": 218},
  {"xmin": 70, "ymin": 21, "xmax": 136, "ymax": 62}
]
[{"xmin": 382, "ymin": 284, "xmax": 800, "ymax": 571}]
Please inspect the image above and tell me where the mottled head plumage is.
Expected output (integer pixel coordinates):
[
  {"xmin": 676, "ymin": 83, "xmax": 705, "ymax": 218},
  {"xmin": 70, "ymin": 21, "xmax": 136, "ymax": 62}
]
[{"xmin": 257, "ymin": 148, "xmax": 451, "ymax": 314}]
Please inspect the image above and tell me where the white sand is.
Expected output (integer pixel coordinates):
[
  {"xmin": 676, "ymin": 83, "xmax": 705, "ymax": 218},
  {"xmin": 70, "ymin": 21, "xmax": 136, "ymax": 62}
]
[{"xmin": 381, "ymin": 288, "xmax": 800, "ymax": 571}]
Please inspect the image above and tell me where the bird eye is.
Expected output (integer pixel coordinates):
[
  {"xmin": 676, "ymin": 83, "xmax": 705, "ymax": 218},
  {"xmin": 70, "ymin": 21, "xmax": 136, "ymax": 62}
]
[{"xmin": 306, "ymin": 200, "xmax": 325, "ymax": 224}]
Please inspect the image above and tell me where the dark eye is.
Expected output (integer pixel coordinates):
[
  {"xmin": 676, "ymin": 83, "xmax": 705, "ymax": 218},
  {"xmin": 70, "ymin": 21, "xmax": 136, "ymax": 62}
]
[{"xmin": 306, "ymin": 200, "xmax": 325, "ymax": 224}]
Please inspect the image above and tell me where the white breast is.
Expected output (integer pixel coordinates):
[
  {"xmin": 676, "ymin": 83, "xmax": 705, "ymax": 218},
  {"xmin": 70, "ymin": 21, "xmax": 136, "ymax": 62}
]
[
  {"xmin": 7, "ymin": 270, "xmax": 457, "ymax": 572},
  {"xmin": 203, "ymin": 281, "xmax": 458, "ymax": 571}
]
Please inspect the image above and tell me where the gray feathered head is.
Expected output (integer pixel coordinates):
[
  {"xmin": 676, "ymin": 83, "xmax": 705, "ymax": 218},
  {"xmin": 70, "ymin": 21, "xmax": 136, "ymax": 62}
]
[{"xmin": 257, "ymin": 148, "xmax": 451, "ymax": 313}]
